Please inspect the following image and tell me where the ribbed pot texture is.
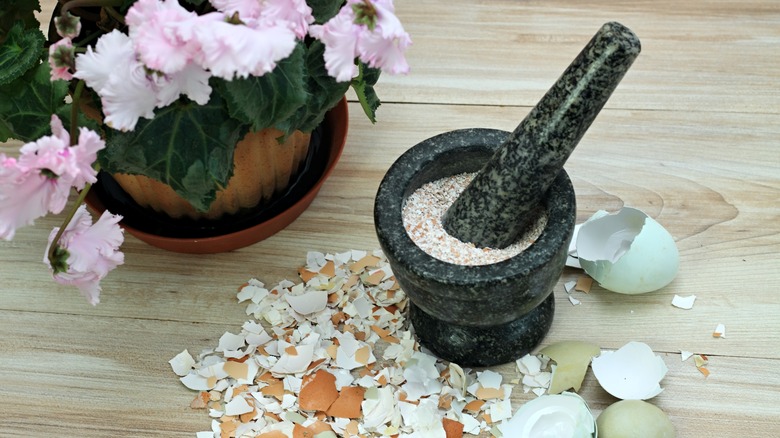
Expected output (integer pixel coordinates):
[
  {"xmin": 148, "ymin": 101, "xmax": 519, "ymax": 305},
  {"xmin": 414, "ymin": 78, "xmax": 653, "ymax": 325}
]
[{"xmin": 113, "ymin": 128, "xmax": 311, "ymax": 220}]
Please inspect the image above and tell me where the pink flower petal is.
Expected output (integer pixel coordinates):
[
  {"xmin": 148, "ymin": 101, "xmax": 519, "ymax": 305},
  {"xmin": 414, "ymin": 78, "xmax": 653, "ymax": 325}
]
[
  {"xmin": 355, "ymin": 0, "xmax": 411, "ymax": 74},
  {"xmin": 0, "ymin": 115, "xmax": 104, "ymax": 239},
  {"xmin": 259, "ymin": 0, "xmax": 314, "ymax": 38},
  {"xmin": 195, "ymin": 14, "xmax": 297, "ymax": 79},
  {"xmin": 126, "ymin": 0, "xmax": 200, "ymax": 74},
  {"xmin": 74, "ymin": 30, "xmax": 136, "ymax": 93},
  {"xmin": 70, "ymin": 128, "xmax": 104, "ymax": 189},
  {"xmin": 100, "ymin": 61, "xmax": 159, "ymax": 131},
  {"xmin": 0, "ymin": 159, "xmax": 62, "ymax": 239},
  {"xmin": 310, "ymin": 11, "xmax": 361, "ymax": 82},
  {"xmin": 46, "ymin": 205, "xmax": 124, "ymax": 305},
  {"xmin": 210, "ymin": 0, "xmax": 263, "ymax": 19},
  {"xmin": 155, "ymin": 63, "xmax": 212, "ymax": 107},
  {"xmin": 48, "ymin": 38, "xmax": 75, "ymax": 81}
]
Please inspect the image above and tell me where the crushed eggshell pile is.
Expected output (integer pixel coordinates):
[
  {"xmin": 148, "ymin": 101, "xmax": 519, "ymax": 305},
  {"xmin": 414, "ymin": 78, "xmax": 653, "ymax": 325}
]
[{"xmin": 171, "ymin": 250, "xmax": 517, "ymax": 438}]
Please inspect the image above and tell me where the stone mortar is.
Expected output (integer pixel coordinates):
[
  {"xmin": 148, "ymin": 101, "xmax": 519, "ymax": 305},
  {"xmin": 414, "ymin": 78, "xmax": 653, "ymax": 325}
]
[{"xmin": 374, "ymin": 128, "xmax": 576, "ymax": 366}]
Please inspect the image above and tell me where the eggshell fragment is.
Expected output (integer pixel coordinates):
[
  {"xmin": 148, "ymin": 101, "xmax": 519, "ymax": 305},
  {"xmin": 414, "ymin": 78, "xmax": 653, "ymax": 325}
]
[
  {"xmin": 597, "ymin": 400, "xmax": 675, "ymax": 437},
  {"xmin": 299, "ymin": 369, "xmax": 339, "ymax": 412},
  {"xmin": 576, "ymin": 207, "xmax": 679, "ymax": 294},
  {"xmin": 540, "ymin": 341, "xmax": 600, "ymax": 394},
  {"xmin": 592, "ymin": 341, "xmax": 668, "ymax": 400},
  {"xmin": 497, "ymin": 392, "xmax": 596, "ymax": 437}
]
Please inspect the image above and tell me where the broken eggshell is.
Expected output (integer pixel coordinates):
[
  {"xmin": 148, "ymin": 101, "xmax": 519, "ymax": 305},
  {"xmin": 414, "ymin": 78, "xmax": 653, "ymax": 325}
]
[
  {"xmin": 497, "ymin": 391, "xmax": 596, "ymax": 438},
  {"xmin": 597, "ymin": 400, "xmax": 676, "ymax": 438},
  {"xmin": 576, "ymin": 207, "xmax": 679, "ymax": 294},
  {"xmin": 591, "ymin": 341, "xmax": 668, "ymax": 400},
  {"xmin": 540, "ymin": 340, "xmax": 600, "ymax": 394}
]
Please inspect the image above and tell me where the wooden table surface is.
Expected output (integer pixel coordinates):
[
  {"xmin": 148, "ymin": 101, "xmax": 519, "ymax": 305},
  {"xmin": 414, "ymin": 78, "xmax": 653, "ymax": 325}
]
[{"xmin": 2, "ymin": 0, "xmax": 778, "ymax": 436}]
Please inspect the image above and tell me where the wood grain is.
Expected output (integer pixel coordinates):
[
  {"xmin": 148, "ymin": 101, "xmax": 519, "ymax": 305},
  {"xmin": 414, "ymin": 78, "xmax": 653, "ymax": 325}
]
[{"xmin": 2, "ymin": 0, "xmax": 779, "ymax": 436}]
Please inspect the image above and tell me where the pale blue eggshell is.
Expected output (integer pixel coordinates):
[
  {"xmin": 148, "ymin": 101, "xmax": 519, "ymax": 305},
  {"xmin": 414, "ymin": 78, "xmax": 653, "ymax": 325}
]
[{"xmin": 577, "ymin": 208, "xmax": 679, "ymax": 294}]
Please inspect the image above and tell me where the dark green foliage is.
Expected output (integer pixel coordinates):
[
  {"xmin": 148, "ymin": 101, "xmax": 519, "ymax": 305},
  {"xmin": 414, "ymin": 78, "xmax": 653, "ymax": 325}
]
[
  {"xmin": 0, "ymin": 21, "xmax": 44, "ymax": 86},
  {"xmin": 351, "ymin": 62, "xmax": 381, "ymax": 123},
  {"xmin": 308, "ymin": 0, "xmax": 345, "ymax": 24},
  {"xmin": 0, "ymin": 62, "xmax": 83, "ymax": 142},
  {"xmin": 220, "ymin": 43, "xmax": 309, "ymax": 134},
  {"xmin": 0, "ymin": 0, "xmax": 41, "ymax": 42},
  {"xmin": 101, "ymin": 93, "xmax": 246, "ymax": 212}
]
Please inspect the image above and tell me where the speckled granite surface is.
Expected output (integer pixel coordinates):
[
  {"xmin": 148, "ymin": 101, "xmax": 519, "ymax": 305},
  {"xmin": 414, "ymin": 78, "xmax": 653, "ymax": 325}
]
[
  {"xmin": 374, "ymin": 129, "xmax": 576, "ymax": 365},
  {"xmin": 443, "ymin": 22, "xmax": 641, "ymax": 249},
  {"xmin": 374, "ymin": 22, "xmax": 641, "ymax": 366},
  {"xmin": 410, "ymin": 294, "xmax": 555, "ymax": 367}
]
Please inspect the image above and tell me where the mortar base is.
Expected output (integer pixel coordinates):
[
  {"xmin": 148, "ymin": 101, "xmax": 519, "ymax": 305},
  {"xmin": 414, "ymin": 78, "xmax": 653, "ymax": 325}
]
[{"xmin": 410, "ymin": 292, "xmax": 555, "ymax": 367}]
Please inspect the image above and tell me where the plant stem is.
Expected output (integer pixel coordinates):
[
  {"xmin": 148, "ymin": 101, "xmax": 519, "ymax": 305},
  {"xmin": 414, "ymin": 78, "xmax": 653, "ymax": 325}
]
[
  {"xmin": 61, "ymin": 0, "xmax": 125, "ymax": 17},
  {"xmin": 46, "ymin": 178, "xmax": 96, "ymax": 266},
  {"xmin": 103, "ymin": 7, "xmax": 126, "ymax": 25},
  {"xmin": 47, "ymin": 79, "xmax": 88, "ymax": 267},
  {"xmin": 70, "ymin": 80, "xmax": 85, "ymax": 143}
]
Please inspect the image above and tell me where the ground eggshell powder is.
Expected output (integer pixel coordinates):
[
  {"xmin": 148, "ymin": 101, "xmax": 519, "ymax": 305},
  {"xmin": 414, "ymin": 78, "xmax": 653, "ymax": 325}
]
[{"xmin": 402, "ymin": 172, "xmax": 548, "ymax": 266}]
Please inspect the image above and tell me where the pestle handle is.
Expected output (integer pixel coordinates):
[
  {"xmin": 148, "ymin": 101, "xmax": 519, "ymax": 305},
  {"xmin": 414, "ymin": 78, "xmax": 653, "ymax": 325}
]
[{"xmin": 442, "ymin": 22, "xmax": 641, "ymax": 249}]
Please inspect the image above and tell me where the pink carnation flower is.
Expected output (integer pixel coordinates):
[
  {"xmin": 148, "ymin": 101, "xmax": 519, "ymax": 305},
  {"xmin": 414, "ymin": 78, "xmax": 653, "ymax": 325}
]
[
  {"xmin": 75, "ymin": 30, "xmax": 211, "ymax": 130},
  {"xmin": 48, "ymin": 37, "xmax": 75, "ymax": 81},
  {"xmin": 75, "ymin": 30, "xmax": 157, "ymax": 131},
  {"xmin": 355, "ymin": 0, "xmax": 411, "ymax": 75},
  {"xmin": 74, "ymin": 30, "xmax": 136, "ymax": 93},
  {"xmin": 210, "ymin": 0, "xmax": 314, "ymax": 36},
  {"xmin": 126, "ymin": 0, "xmax": 200, "ymax": 74},
  {"xmin": 0, "ymin": 116, "xmax": 104, "ymax": 240},
  {"xmin": 0, "ymin": 157, "xmax": 65, "ymax": 240},
  {"xmin": 309, "ymin": 9, "xmax": 361, "ymax": 82},
  {"xmin": 154, "ymin": 63, "xmax": 213, "ymax": 107},
  {"xmin": 194, "ymin": 12, "xmax": 298, "ymax": 79},
  {"xmin": 45, "ymin": 205, "xmax": 125, "ymax": 306},
  {"xmin": 44, "ymin": 115, "xmax": 104, "ymax": 190},
  {"xmin": 257, "ymin": 0, "xmax": 314, "ymax": 38},
  {"xmin": 310, "ymin": 0, "xmax": 411, "ymax": 82},
  {"xmin": 54, "ymin": 12, "xmax": 82, "ymax": 39}
]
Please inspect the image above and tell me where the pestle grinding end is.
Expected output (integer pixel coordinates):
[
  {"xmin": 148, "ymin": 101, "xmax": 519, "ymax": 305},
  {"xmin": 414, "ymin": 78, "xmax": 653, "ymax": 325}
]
[{"xmin": 442, "ymin": 22, "xmax": 641, "ymax": 249}]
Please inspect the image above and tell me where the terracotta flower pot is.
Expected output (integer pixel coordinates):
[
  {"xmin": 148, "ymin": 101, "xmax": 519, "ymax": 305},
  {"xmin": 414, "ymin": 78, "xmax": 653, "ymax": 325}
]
[
  {"xmin": 85, "ymin": 98, "xmax": 348, "ymax": 254},
  {"xmin": 112, "ymin": 128, "xmax": 313, "ymax": 220}
]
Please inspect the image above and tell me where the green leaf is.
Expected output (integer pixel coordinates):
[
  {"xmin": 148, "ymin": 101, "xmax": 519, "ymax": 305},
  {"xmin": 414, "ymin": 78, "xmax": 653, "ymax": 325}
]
[
  {"xmin": 220, "ymin": 43, "xmax": 308, "ymax": 134},
  {"xmin": 101, "ymin": 93, "xmax": 246, "ymax": 212},
  {"xmin": 0, "ymin": 21, "xmax": 44, "ymax": 86},
  {"xmin": 0, "ymin": 62, "xmax": 75, "ymax": 142},
  {"xmin": 0, "ymin": 0, "xmax": 41, "ymax": 41},
  {"xmin": 308, "ymin": 0, "xmax": 345, "ymax": 24},
  {"xmin": 351, "ymin": 62, "xmax": 382, "ymax": 123},
  {"xmin": 282, "ymin": 40, "xmax": 350, "ymax": 134}
]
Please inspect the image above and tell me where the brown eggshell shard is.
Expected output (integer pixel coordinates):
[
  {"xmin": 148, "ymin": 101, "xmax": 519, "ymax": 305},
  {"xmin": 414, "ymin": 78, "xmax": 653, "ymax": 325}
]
[{"xmin": 298, "ymin": 369, "xmax": 339, "ymax": 412}]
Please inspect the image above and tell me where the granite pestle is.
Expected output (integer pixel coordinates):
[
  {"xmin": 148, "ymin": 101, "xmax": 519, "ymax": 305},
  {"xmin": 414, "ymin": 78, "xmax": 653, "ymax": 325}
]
[{"xmin": 442, "ymin": 22, "xmax": 641, "ymax": 249}]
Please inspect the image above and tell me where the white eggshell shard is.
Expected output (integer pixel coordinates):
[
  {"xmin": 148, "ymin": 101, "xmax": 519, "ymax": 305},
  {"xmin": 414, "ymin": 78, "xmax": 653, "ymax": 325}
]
[
  {"xmin": 576, "ymin": 207, "xmax": 679, "ymax": 294},
  {"xmin": 498, "ymin": 392, "xmax": 596, "ymax": 438},
  {"xmin": 592, "ymin": 341, "xmax": 668, "ymax": 400}
]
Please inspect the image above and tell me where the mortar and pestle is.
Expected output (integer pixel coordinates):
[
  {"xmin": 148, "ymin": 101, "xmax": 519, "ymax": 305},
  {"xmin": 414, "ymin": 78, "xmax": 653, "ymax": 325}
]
[{"xmin": 374, "ymin": 22, "xmax": 641, "ymax": 366}]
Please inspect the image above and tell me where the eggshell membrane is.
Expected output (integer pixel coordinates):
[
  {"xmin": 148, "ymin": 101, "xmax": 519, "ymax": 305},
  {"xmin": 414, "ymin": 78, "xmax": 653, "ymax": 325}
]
[
  {"xmin": 498, "ymin": 392, "xmax": 596, "ymax": 437},
  {"xmin": 577, "ymin": 207, "xmax": 679, "ymax": 294}
]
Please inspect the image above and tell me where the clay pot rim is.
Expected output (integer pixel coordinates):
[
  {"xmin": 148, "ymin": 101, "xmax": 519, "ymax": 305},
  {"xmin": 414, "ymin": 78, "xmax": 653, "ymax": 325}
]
[
  {"xmin": 375, "ymin": 128, "xmax": 576, "ymax": 286},
  {"xmin": 85, "ymin": 98, "xmax": 348, "ymax": 254}
]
